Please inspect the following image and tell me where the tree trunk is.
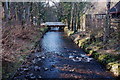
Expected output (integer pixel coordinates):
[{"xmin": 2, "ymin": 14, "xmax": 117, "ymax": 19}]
[
  {"xmin": 103, "ymin": 2, "xmax": 111, "ymax": 42},
  {"xmin": 70, "ymin": 3, "xmax": 74, "ymax": 31},
  {"xmin": 3, "ymin": 0, "xmax": 9, "ymax": 21}
]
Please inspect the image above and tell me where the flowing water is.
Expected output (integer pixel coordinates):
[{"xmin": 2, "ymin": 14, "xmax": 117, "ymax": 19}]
[{"xmin": 13, "ymin": 28, "xmax": 114, "ymax": 79}]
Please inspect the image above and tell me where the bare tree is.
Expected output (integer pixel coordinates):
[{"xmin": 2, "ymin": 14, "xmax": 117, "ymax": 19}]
[{"xmin": 104, "ymin": 1, "xmax": 111, "ymax": 42}]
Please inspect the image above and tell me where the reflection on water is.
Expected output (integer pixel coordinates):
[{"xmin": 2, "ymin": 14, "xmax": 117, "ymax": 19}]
[
  {"xmin": 41, "ymin": 27, "xmax": 85, "ymax": 54},
  {"xmin": 41, "ymin": 31, "xmax": 63, "ymax": 52},
  {"xmin": 50, "ymin": 27, "xmax": 59, "ymax": 31}
]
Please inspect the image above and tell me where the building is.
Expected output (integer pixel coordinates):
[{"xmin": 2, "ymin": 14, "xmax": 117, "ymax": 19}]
[{"xmin": 110, "ymin": 1, "xmax": 120, "ymax": 18}]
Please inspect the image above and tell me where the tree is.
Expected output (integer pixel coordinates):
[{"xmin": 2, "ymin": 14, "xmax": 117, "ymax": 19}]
[
  {"xmin": 103, "ymin": 1, "xmax": 111, "ymax": 42},
  {"xmin": 2, "ymin": 1, "xmax": 10, "ymax": 21}
]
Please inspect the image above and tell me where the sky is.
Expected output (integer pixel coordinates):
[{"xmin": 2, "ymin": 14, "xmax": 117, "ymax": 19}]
[{"xmin": 45, "ymin": 0, "xmax": 60, "ymax": 6}]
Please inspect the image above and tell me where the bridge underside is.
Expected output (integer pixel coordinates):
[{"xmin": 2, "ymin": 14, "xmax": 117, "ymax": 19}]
[
  {"xmin": 47, "ymin": 26, "xmax": 65, "ymax": 31},
  {"xmin": 47, "ymin": 25, "xmax": 65, "ymax": 30}
]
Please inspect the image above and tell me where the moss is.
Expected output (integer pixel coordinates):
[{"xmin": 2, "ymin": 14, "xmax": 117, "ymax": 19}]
[
  {"xmin": 107, "ymin": 62, "xmax": 120, "ymax": 76},
  {"xmin": 107, "ymin": 62, "xmax": 119, "ymax": 69},
  {"xmin": 39, "ymin": 27, "xmax": 48, "ymax": 32},
  {"xmin": 78, "ymin": 37, "xmax": 90, "ymax": 48},
  {"xmin": 98, "ymin": 54, "xmax": 108, "ymax": 61},
  {"xmin": 93, "ymin": 52, "xmax": 100, "ymax": 59},
  {"xmin": 74, "ymin": 40, "xmax": 79, "ymax": 45},
  {"xmin": 88, "ymin": 45, "xmax": 102, "ymax": 51},
  {"xmin": 67, "ymin": 30, "xmax": 74, "ymax": 36},
  {"xmin": 85, "ymin": 48, "xmax": 92, "ymax": 54},
  {"xmin": 89, "ymin": 50, "xmax": 94, "ymax": 55},
  {"xmin": 97, "ymin": 54, "xmax": 117, "ymax": 64},
  {"xmin": 64, "ymin": 27, "xmax": 74, "ymax": 36}
]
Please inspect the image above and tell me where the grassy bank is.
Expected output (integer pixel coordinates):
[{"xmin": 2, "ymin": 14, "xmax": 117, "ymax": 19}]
[
  {"xmin": 64, "ymin": 27, "xmax": 120, "ymax": 77},
  {"xmin": 2, "ymin": 24, "xmax": 48, "ymax": 79}
]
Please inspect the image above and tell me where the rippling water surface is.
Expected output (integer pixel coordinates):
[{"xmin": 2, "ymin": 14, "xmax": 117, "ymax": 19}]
[{"xmin": 14, "ymin": 28, "xmax": 114, "ymax": 79}]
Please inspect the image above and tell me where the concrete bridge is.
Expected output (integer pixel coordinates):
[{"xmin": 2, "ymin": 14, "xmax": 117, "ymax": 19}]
[{"xmin": 41, "ymin": 22, "xmax": 66, "ymax": 30}]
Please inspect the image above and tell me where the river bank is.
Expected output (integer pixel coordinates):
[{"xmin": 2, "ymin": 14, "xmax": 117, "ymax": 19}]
[
  {"xmin": 64, "ymin": 27, "xmax": 120, "ymax": 78},
  {"xmin": 2, "ymin": 23, "xmax": 48, "ymax": 79}
]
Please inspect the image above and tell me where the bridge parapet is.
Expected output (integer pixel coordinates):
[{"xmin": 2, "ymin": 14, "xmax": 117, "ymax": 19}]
[{"xmin": 41, "ymin": 22, "xmax": 66, "ymax": 27}]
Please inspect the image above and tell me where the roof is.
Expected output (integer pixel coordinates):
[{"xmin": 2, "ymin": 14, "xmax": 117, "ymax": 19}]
[
  {"xmin": 85, "ymin": 2, "xmax": 107, "ymax": 14},
  {"xmin": 110, "ymin": 1, "xmax": 120, "ymax": 14}
]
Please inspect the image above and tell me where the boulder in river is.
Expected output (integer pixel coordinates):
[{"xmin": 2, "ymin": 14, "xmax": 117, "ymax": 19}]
[
  {"xmin": 34, "ymin": 66, "xmax": 41, "ymax": 71},
  {"xmin": 23, "ymin": 68, "xmax": 29, "ymax": 72},
  {"xmin": 69, "ymin": 55, "xmax": 74, "ymax": 59},
  {"xmin": 38, "ymin": 75, "xmax": 42, "ymax": 78},
  {"xmin": 42, "ymin": 56, "xmax": 45, "ymax": 59},
  {"xmin": 85, "ymin": 57, "xmax": 93, "ymax": 62},
  {"xmin": 44, "ymin": 67, "xmax": 49, "ymax": 71},
  {"xmin": 51, "ymin": 64, "xmax": 56, "ymax": 68},
  {"xmin": 37, "ymin": 58, "xmax": 41, "ymax": 61}
]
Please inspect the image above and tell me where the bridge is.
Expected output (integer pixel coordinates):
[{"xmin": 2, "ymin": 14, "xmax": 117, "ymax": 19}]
[{"xmin": 41, "ymin": 22, "xmax": 66, "ymax": 30}]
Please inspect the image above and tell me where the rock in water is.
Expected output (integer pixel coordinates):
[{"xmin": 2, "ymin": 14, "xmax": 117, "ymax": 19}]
[
  {"xmin": 42, "ymin": 56, "xmax": 45, "ymax": 59},
  {"xmin": 38, "ymin": 75, "xmax": 42, "ymax": 78},
  {"xmin": 80, "ymin": 54, "xmax": 87, "ymax": 57},
  {"xmin": 72, "ymin": 58, "xmax": 80, "ymax": 62},
  {"xmin": 85, "ymin": 57, "xmax": 93, "ymax": 62},
  {"xmin": 73, "ymin": 50, "xmax": 77, "ymax": 52},
  {"xmin": 32, "ymin": 58, "xmax": 37, "ymax": 64},
  {"xmin": 76, "ymin": 57, "xmax": 82, "ymax": 61},
  {"xmin": 38, "ymin": 58, "xmax": 41, "ymax": 61},
  {"xmin": 44, "ymin": 68, "xmax": 49, "ymax": 71},
  {"xmin": 51, "ymin": 64, "xmax": 56, "ymax": 68},
  {"xmin": 69, "ymin": 68, "xmax": 75, "ymax": 72},
  {"xmin": 34, "ymin": 66, "xmax": 41, "ymax": 71},
  {"xmin": 30, "ymin": 75, "xmax": 36, "ymax": 79},
  {"xmin": 69, "ymin": 55, "xmax": 74, "ymax": 59},
  {"xmin": 23, "ymin": 68, "xmax": 29, "ymax": 71}
]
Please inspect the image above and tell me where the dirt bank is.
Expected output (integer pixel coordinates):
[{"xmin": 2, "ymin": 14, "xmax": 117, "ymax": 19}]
[{"xmin": 2, "ymin": 23, "xmax": 48, "ymax": 79}]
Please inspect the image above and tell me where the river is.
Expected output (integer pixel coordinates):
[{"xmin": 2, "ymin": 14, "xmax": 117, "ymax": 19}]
[{"xmin": 13, "ymin": 28, "xmax": 114, "ymax": 79}]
